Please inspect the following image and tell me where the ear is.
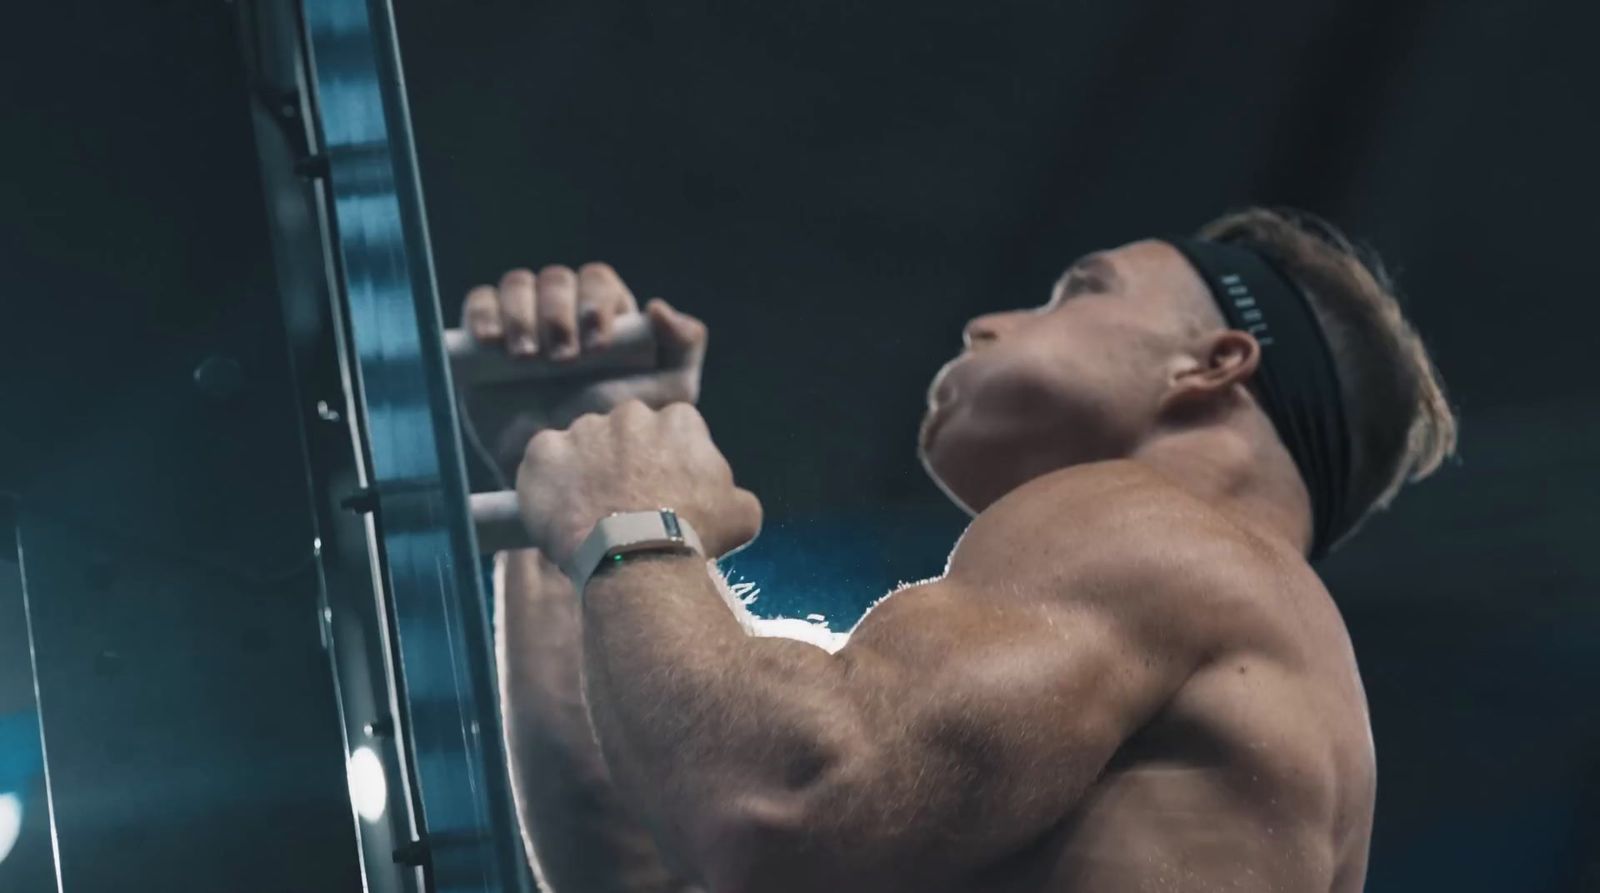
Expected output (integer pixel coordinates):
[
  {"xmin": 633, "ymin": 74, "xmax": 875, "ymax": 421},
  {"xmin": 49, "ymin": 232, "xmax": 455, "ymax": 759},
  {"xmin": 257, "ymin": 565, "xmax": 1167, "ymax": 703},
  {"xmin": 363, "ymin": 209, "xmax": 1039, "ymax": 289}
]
[{"xmin": 1159, "ymin": 330, "xmax": 1261, "ymax": 419}]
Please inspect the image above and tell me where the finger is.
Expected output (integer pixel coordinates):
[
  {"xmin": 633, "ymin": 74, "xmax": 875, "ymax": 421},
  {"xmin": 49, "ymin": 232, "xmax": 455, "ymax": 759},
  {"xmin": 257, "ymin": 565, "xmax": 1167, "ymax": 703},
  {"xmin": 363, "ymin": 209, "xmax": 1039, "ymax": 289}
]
[
  {"xmin": 738, "ymin": 488, "xmax": 763, "ymax": 527},
  {"xmin": 734, "ymin": 487, "xmax": 764, "ymax": 546},
  {"xmin": 537, "ymin": 265, "xmax": 581, "ymax": 361},
  {"xmin": 519, "ymin": 427, "xmax": 569, "ymax": 473},
  {"xmin": 499, "ymin": 269, "xmax": 539, "ymax": 356},
  {"xmin": 462, "ymin": 285, "xmax": 502, "ymax": 341},
  {"xmin": 577, "ymin": 262, "xmax": 637, "ymax": 350},
  {"xmin": 645, "ymin": 297, "xmax": 710, "ymax": 372}
]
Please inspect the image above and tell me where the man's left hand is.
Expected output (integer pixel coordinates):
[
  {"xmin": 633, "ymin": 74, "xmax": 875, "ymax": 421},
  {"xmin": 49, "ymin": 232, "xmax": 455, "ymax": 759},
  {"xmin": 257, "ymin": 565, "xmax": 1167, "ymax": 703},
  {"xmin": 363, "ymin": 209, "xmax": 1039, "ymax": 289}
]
[{"xmin": 515, "ymin": 399, "xmax": 764, "ymax": 581}]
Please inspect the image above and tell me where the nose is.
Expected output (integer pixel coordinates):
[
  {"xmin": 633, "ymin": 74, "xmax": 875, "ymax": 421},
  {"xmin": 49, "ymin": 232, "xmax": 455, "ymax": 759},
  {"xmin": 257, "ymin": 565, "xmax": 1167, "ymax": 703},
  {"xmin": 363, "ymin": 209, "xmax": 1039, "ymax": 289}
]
[{"xmin": 962, "ymin": 313, "xmax": 1003, "ymax": 350}]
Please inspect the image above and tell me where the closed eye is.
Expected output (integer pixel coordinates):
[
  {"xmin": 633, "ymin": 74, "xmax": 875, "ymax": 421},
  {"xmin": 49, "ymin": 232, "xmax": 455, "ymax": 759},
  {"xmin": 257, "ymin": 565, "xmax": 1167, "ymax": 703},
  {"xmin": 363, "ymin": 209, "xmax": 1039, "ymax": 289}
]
[
  {"xmin": 1072, "ymin": 275, "xmax": 1109, "ymax": 295},
  {"xmin": 1054, "ymin": 252, "xmax": 1121, "ymax": 300},
  {"xmin": 1048, "ymin": 272, "xmax": 1110, "ymax": 307}
]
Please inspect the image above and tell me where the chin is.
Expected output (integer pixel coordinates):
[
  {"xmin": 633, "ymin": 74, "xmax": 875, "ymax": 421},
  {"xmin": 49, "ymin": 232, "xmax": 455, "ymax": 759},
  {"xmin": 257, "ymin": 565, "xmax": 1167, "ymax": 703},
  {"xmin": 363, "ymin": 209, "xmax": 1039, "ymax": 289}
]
[
  {"xmin": 923, "ymin": 419, "xmax": 1080, "ymax": 518},
  {"xmin": 921, "ymin": 459, "xmax": 980, "ymax": 518},
  {"xmin": 917, "ymin": 425, "xmax": 987, "ymax": 517}
]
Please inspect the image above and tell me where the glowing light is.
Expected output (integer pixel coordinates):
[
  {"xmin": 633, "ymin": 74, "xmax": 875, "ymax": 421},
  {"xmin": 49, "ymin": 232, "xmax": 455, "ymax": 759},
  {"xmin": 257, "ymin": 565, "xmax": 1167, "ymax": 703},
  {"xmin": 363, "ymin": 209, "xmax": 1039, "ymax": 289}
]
[
  {"xmin": 346, "ymin": 746, "xmax": 387, "ymax": 823},
  {"xmin": 0, "ymin": 793, "xmax": 21, "ymax": 865}
]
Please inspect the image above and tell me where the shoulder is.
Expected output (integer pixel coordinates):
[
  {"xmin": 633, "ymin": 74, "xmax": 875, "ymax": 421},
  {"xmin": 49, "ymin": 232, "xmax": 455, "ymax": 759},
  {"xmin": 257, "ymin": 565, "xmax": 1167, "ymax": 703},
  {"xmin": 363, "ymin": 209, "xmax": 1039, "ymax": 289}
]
[{"xmin": 947, "ymin": 461, "xmax": 1290, "ymax": 647}]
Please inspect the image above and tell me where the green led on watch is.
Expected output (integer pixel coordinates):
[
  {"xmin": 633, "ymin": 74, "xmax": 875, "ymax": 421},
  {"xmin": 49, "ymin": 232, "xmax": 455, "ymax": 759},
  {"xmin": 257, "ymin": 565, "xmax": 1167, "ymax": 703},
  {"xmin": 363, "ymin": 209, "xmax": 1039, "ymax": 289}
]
[{"xmin": 594, "ymin": 545, "xmax": 692, "ymax": 579}]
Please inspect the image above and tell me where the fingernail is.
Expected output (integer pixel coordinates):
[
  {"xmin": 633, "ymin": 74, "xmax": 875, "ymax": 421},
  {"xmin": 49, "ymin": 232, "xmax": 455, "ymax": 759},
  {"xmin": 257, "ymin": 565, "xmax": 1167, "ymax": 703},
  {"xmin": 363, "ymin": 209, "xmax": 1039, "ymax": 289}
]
[
  {"xmin": 511, "ymin": 335, "xmax": 538, "ymax": 355},
  {"xmin": 552, "ymin": 339, "xmax": 579, "ymax": 360}
]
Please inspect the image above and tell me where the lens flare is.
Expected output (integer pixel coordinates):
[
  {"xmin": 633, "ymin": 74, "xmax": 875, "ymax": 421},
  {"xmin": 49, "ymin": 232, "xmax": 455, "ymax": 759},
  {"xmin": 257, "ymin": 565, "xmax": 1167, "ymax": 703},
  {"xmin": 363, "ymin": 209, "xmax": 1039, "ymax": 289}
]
[
  {"xmin": 0, "ymin": 792, "xmax": 21, "ymax": 864},
  {"xmin": 346, "ymin": 746, "xmax": 388, "ymax": 823}
]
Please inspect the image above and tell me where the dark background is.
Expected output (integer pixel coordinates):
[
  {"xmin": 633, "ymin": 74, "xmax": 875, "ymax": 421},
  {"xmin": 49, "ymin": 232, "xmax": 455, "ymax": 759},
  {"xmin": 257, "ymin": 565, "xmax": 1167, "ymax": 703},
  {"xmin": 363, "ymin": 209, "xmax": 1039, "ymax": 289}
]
[{"xmin": 0, "ymin": 0, "xmax": 1596, "ymax": 890}]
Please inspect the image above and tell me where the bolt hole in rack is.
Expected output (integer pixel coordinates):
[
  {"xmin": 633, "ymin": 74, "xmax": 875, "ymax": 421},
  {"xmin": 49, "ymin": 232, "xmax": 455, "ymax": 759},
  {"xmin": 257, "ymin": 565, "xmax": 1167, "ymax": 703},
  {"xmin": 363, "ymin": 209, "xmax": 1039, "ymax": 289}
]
[{"xmin": 235, "ymin": 1, "xmax": 656, "ymax": 890}]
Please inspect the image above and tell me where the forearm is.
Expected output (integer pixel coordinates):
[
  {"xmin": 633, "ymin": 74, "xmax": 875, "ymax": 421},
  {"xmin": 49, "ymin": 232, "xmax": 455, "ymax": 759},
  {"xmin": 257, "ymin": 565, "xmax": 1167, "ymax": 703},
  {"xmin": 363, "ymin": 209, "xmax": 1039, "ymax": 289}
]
[
  {"xmin": 579, "ymin": 552, "xmax": 859, "ymax": 878},
  {"xmin": 497, "ymin": 549, "xmax": 699, "ymax": 893}
]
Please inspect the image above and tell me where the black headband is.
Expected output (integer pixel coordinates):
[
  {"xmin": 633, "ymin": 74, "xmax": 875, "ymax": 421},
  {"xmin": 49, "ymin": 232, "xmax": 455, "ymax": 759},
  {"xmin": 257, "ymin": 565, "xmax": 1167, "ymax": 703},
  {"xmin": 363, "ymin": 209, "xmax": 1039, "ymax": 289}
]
[{"xmin": 1161, "ymin": 237, "xmax": 1353, "ymax": 560}]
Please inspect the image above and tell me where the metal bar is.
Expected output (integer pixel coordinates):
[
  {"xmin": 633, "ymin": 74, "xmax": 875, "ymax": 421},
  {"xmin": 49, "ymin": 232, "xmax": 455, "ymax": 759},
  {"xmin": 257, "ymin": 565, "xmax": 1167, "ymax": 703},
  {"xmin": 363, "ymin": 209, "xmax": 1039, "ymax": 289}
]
[{"xmin": 467, "ymin": 492, "xmax": 525, "ymax": 556}]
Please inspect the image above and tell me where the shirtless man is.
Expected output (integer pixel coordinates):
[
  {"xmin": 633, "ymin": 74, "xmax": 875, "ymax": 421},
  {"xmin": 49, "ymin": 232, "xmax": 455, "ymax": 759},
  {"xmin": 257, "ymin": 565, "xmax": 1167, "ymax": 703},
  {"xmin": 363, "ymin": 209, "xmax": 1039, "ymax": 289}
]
[{"xmin": 464, "ymin": 207, "xmax": 1457, "ymax": 892}]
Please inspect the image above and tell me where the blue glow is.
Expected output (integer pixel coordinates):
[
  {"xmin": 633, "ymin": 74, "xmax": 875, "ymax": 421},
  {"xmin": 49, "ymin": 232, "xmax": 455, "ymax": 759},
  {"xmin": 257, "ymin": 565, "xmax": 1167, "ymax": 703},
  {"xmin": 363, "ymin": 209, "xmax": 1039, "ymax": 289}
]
[
  {"xmin": 0, "ymin": 710, "xmax": 45, "ymax": 867},
  {"xmin": 716, "ymin": 505, "xmax": 966, "ymax": 628},
  {"xmin": 0, "ymin": 710, "xmax": 43, "ymax": 795}
]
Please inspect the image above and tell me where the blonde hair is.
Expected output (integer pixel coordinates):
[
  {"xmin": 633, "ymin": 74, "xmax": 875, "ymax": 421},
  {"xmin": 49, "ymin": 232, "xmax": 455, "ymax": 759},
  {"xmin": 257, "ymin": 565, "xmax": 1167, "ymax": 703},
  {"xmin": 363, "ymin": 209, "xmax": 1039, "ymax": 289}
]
[{"xmin": 1199, "ymin": 207, "xmax": 1458, "ymax": 548}]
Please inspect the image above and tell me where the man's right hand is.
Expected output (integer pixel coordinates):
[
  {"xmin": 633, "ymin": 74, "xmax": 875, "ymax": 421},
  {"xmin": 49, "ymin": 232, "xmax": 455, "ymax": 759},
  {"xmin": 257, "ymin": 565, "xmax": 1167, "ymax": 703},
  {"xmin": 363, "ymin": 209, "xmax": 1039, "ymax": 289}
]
[
  {"xmin": 458, "ymin": 262, "xmax": 709, "ymax": 485},
  {"xmin": 483, "ymin": 265, "xmax": 712, "ymax": 890}
]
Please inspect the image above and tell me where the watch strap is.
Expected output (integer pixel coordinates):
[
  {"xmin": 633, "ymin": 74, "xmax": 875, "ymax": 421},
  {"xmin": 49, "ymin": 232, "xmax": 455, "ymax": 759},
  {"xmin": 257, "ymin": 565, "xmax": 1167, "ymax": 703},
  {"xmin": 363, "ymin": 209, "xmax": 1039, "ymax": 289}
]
[{"xmin": 569, "ymin": 509, "xmax": 705, "ymax": 595}]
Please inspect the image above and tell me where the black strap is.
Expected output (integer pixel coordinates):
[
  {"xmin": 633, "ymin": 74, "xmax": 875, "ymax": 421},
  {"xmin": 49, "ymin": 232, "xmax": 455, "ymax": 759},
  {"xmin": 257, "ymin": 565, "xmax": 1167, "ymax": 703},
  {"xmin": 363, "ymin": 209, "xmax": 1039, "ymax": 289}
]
[{"xmin": 1162, "ymin": 237, "xmax": 1354, "ymax": 560}]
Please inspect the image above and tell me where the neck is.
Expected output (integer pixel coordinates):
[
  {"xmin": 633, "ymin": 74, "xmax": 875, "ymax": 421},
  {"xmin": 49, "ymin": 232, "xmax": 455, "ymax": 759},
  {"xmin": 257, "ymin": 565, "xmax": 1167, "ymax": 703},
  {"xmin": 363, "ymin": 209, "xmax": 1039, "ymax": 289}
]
[{"xmin": 1128, "ymin": 407, "xmax": 1315, "ymax": 560}]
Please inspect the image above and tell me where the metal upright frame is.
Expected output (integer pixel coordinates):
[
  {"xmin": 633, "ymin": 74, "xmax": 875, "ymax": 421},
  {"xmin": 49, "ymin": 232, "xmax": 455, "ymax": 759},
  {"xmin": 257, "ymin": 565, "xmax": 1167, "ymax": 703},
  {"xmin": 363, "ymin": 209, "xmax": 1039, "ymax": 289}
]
[{"xmin": 236, "ymin": 1, "xmax": 529, "ymax": 890}]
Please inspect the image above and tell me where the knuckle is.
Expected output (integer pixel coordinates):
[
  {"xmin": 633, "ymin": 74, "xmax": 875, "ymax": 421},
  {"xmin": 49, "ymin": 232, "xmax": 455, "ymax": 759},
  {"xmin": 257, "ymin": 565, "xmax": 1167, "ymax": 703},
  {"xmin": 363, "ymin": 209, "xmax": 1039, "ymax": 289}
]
[
  {"xmin": 500, "ymin": 267, "xmax": 535, "ymax": 287},
  {"xmin": 579, "ymin": 261, "xmax": 617, "ymax": 279},
  {"xmin": 523, "ymin": 429, "xmax": 561, "ymax": 458},
  {"xmin": 539, "ymin": 264, "xmax": 576, "ymax": 284}
]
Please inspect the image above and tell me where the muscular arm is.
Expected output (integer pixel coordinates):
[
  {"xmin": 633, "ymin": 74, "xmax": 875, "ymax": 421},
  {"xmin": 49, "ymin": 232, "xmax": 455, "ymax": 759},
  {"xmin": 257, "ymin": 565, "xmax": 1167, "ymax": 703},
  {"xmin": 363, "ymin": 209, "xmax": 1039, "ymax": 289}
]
[
  {"xmin": 497, "ymin": 548, "xmax": 702, "ymax": 893},
  {"xmin": 579, "ymin": 468, "xmax": 1256, "ymax": 892}
]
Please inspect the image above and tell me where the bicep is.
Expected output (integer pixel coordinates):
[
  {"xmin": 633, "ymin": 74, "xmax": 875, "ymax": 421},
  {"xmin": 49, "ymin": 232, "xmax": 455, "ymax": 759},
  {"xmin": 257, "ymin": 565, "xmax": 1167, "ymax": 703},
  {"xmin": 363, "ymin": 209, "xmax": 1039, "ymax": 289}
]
[{"xmin": 817, "ymin": 583, "xmax": 1197, "ymax": 872}]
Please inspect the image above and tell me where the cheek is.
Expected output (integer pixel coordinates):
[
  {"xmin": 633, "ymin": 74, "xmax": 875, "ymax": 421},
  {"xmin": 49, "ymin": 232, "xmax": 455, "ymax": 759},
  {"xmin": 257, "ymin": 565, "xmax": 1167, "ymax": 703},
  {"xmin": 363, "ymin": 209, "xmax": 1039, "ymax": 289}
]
[
  {"xmin": 954, "ymin": 321, "xmax": 1167, "ymax": 465},
  {"xmin": 966, "ymin": 340, "xmax": 1117, "ymax": 426},
  {"xmin": 920, "ymin": 346, "xmax": 1115, "ymax": 509}
]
